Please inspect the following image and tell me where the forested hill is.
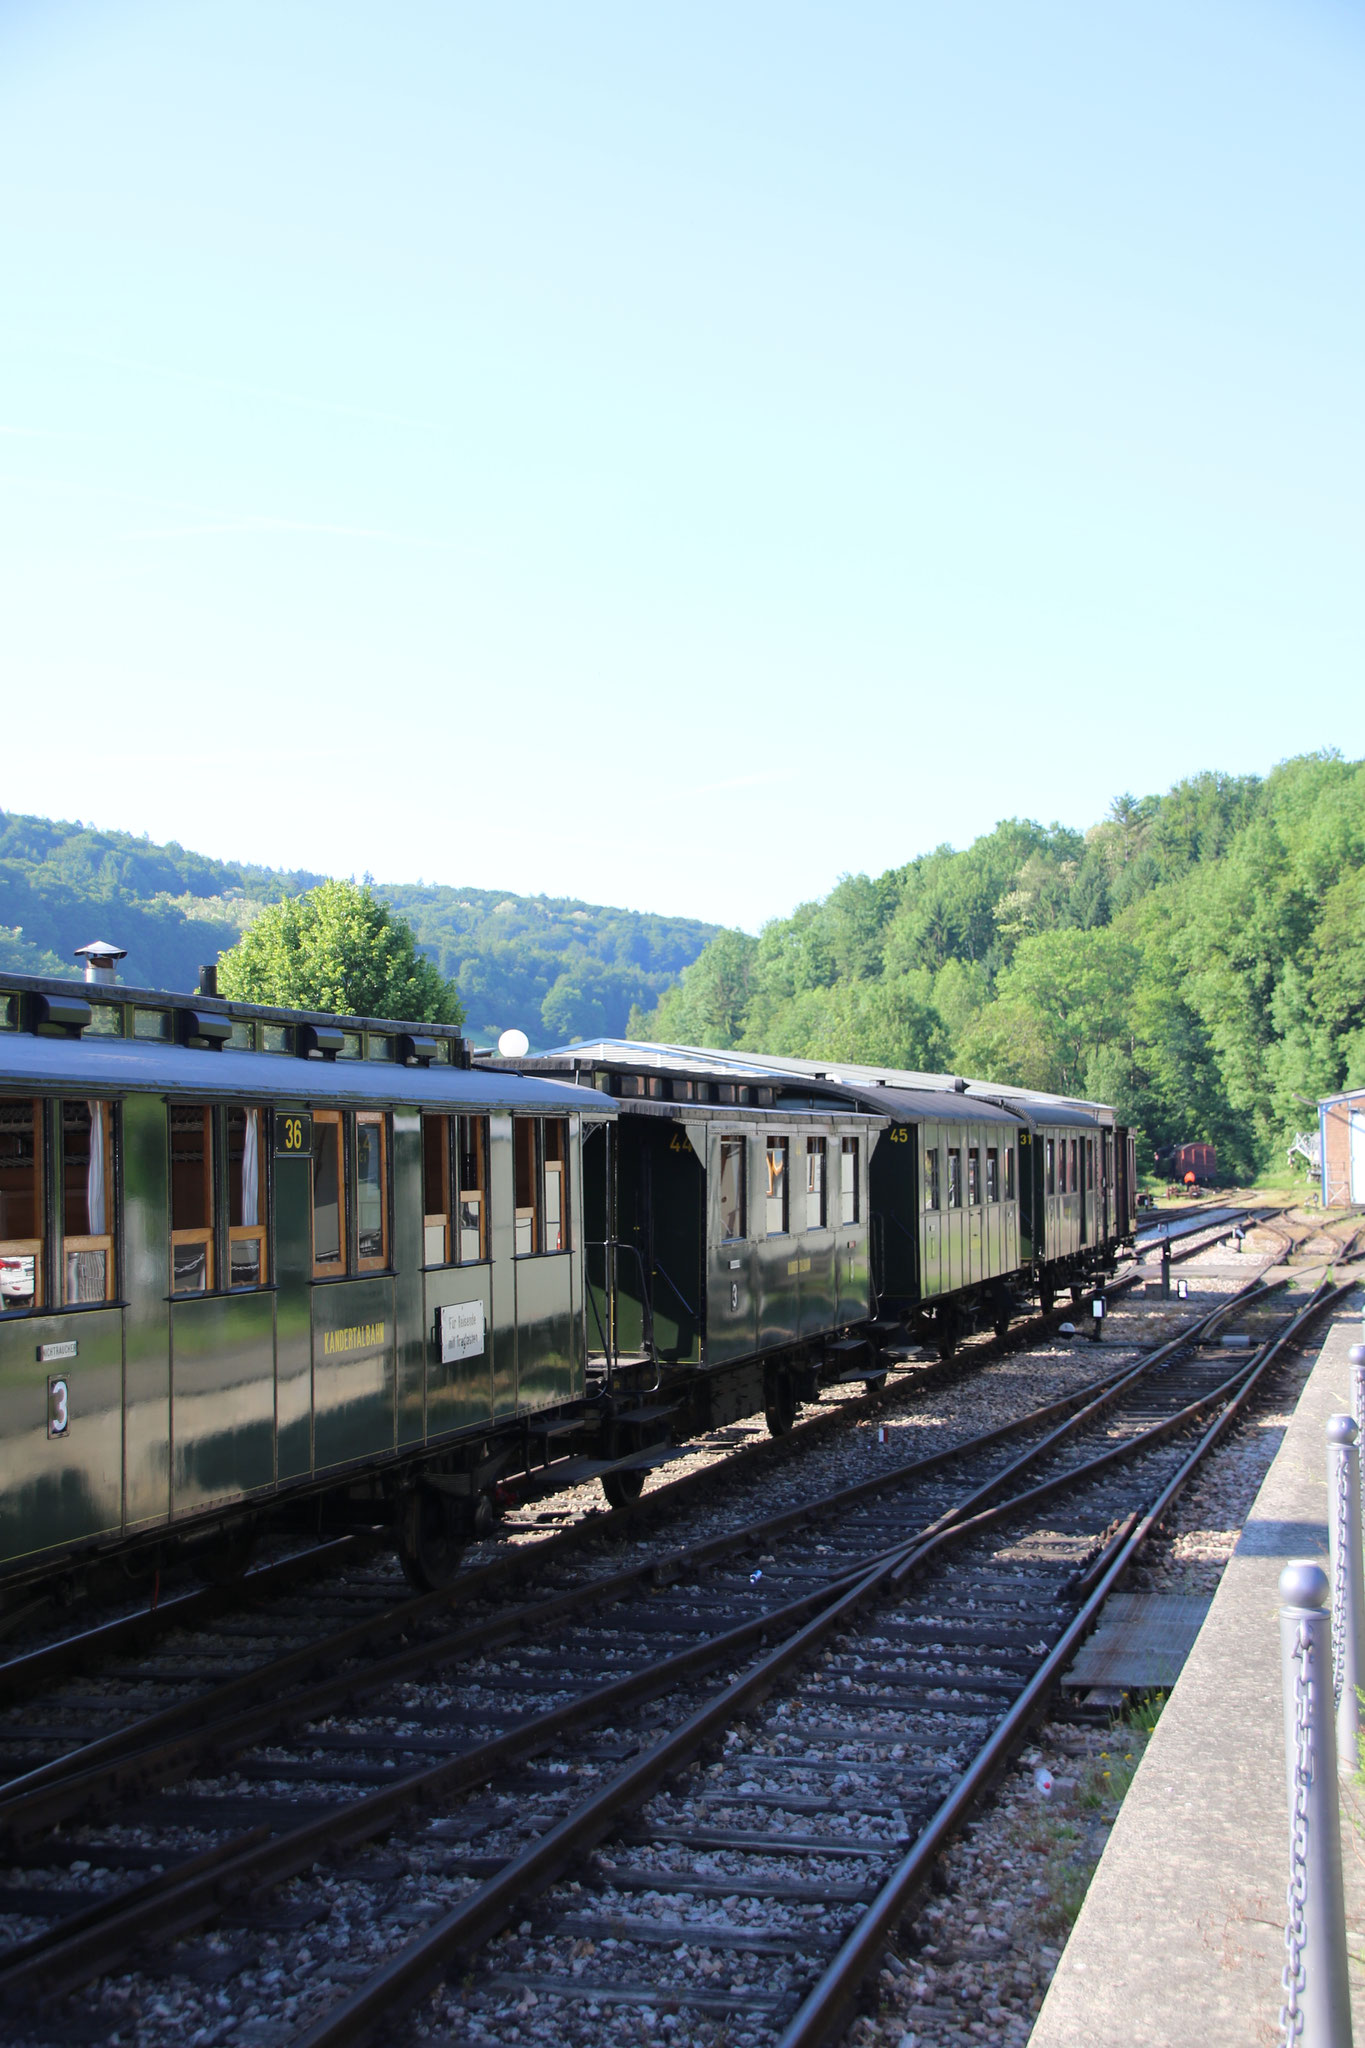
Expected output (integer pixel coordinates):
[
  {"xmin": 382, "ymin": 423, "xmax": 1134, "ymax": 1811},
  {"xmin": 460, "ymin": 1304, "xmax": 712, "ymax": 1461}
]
[
  {"xmin": 0, "ymin": 811, "xmax": 718, "ymax": 1048},
  {"xmin": 629, "ymin": 753, "xmax": 1365, "ymax": 1179}
]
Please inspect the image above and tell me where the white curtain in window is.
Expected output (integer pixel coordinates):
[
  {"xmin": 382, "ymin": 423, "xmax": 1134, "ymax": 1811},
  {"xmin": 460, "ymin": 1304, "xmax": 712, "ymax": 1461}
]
[
  {"xmin": 242, "ymin": 1109, "xmax": 259, "ymax": 1227},
  {"xmin": 86, "ymin": 1100, "xmax": 106, "ymax": 1235}
]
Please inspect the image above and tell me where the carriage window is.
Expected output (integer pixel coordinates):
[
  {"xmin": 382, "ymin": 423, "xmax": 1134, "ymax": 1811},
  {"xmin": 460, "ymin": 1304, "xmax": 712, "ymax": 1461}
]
[
  {"xmin": 312, "ymin": 1111, "xmax": 347, "ymax": 1276},
  {"xmin": 356, "ymin": 1114, "xmax": 388, "ymax": 1269},
  {"xmin": 924, "ymin": 1143, "xmax": 941, "ymax": 1211},
  {"xmin": 947, "ymin": 1147, "xmax": 962, "ymax": 1209},
  {"xmin": 514, "ymin": 1118, "xmax": 539, "ymax": 1256},
  {"xmin": 1005, "ymin": 1144, "xmax": 1016, "ymax": 1200},
  {"xmin": 1071, "ymin": 1138, "xmax": 1079, "ymax": 1194},
  {"xmin": 766, "ymin": 1136, "xmax": 788, "ymax": 1236},
  {"xmin": 840, "ymin": 1136, "xmax": 860, "ymax": 1224},
  {"xmin": 422, "ymin": 1113, "xmax": 452, "ymax": 1265},
  {"xmin": 62, "ymin": 1099, "xmax": 116, "ymax": 1303},
  {"xmin": 719, "ymin": 1136, "xmax": 746, "ymax": 1240},
  {"xmin": 170, "ymin": 1105, "xmax": 214, "ymax": 1293},
  {"xmin": 1046, "ymin": 1138, "xmax": 1056, "ymax": 1194},
  {"xmin": 543, "ymin": 1118, "xmax": 569, "ymax": 1253},
  {"xmin": 986, "ymin": 1147, "xmax": 999, "ymax": 1203},
  {"xmin": 227, "ymin": 1108, "xmax": 267, "ymax": 1287},
  {"xmin": 806, "ymin": 1137, "xmax": 826, "ymax": 1229},
  {"xmin": 0, "ymin": 1098, "xmax": 43, "ymax": 1311},
  {"xmin": 459, "ymin": 1115, "xmax": 489, "ymax": 1261},
  {"xmin": 967, "ymin": 1147, "xmax": 981, "ymax": 1205}
]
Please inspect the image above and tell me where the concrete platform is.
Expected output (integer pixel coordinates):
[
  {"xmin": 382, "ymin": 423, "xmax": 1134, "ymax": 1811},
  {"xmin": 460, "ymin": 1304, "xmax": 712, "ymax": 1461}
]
[{"xmin": 1030, "ymin": 1292, "xmax": 1365, "ymax": 2048}]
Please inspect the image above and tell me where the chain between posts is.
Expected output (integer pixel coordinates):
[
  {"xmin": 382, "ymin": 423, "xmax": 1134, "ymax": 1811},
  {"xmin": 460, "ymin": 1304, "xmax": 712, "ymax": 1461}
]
[{"xmin": 1281, "ymin": 1617, "xmax": 1313, "ymax": 2042}]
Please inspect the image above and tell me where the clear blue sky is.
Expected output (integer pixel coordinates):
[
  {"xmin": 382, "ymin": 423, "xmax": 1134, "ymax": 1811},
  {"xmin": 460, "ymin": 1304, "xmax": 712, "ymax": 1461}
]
[{"xmin": 2, "ymin": 1, "xmax": 1360, "ymax": 931}]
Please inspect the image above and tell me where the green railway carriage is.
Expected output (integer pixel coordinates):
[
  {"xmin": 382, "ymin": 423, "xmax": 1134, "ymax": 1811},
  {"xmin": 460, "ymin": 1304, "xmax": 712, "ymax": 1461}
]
[
  {"xmin": 496, "ymin": 1051, "xmax": 886, "ymax": 1464},
  {"xmin": 860, "ymin": 1084, "xmax": 1026, "ymax": 1352},
  {"xmin": 0, "ymin": 972, "xmax": 610, "ymax": 1594}
]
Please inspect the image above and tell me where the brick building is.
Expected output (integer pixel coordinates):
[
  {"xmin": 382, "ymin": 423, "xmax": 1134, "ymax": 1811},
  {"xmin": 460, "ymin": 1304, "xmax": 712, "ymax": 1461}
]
[{"xmin": 1319, "ymin": 1086, "xmax": 1365, "ymax": 1207}]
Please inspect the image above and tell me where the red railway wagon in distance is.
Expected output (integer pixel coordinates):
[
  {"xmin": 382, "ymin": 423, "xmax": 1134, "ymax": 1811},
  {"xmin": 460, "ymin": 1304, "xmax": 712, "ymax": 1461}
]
[{"xmin": 1173, "ymin": 1142, "xmax": 1217, "ymax": 1186}]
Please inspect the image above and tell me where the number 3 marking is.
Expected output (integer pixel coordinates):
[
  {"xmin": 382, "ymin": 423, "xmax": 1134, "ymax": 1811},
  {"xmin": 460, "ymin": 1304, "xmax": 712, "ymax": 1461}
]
[{"xmin": 48, "ymin": 1378, "xmax": 69, "ymax": 1438}]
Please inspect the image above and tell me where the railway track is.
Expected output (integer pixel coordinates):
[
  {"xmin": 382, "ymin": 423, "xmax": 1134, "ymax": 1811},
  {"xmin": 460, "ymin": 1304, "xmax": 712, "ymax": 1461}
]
[
  {"xmin": 0, "ymin": 1259, "xmax": 1147, "ymax": 1716},
  {"xmin": 0, "ymin": 1262, "xmax": 1329, "ymax": 2047}
]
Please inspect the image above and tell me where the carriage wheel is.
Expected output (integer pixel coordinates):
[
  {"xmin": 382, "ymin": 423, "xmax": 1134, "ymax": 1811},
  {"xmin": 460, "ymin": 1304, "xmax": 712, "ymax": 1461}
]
[
  {"xmin": 396, "ymin": 1487, "xmax": 466, "ymax": 1592},
  {"xmin": 602, "ymin": 1467, "xmax": 647, "ymax": 1510}
]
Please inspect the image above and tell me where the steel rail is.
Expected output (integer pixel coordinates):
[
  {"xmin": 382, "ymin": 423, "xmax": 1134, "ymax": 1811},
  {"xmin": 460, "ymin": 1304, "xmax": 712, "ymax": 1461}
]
[
  {"xmin": 268, "ymin": 1284, "xmax": 1326, "ymax": 2048},
  {"xmin": 0, "ymin": 1284, "xmax": 1270, "ymax": 2005},
  {"xmin": 0, "ymin": 1275, "xmax": 1260, "ymax": 1841},
  {"xmin": 776, "ymin": 1276, "xmax": 1355, "ymax": 2048},
  {"xmin": 0, "ymin": 1259, "xmax": 1143, "ymax": 1717}
]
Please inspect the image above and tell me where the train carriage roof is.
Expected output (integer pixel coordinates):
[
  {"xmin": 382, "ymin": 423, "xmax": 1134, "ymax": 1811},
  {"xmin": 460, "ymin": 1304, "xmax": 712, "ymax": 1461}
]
[
  {"xmin": 545, "ymin": 1039, "xmax": 1116, "ymax": 1128},
  {"xmin": 0, "ymin": 1031, "xmax": 609, "ymax": 1115}
]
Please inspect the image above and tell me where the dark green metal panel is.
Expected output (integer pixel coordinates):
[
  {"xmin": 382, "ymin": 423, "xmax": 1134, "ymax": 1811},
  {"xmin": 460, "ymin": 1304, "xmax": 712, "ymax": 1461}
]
[
  {"xmin": 487, "ymin": 1114, "xmax": 517, "ymax": 1417},
  {"xmin": 392, "ymin": 1110, "xmax": 424, "ymax": 1448},
  {"xmin": 514, "ymin": 1254, "xmax": 576, "ymax": 1410},
  {"xmin": 121, "ymin": 1092, "xmax": 170, "ymax": 1529},
  {"xmin": 170, "ymin": 1289, "xmax": 275, "ymax": 1512},
  {"xmin": 311, "ymin": 1275, "xmax": 395, "ymax": 1471},
  {"xmin": 581, "ymin": 1119, "xmax": 611, "ymax": 1357},
  {"xmin": 704, "ymin": 1124, "xmax": 756, "ymax": 1366},
  {"xmin": 273, "ymin": 1145, "xmax": 313, "ymax": 1481},
  {"xmin": 424, "ymin": 1264, "xmax": 493, "ymax": 1437},
  {"xmin": 0, "ymin": 1307, "xmax": 122, "ymax": 1564},
  {"xmin": 869, "ymin": 1126, "xmax": 918, "ymax": 1305}
]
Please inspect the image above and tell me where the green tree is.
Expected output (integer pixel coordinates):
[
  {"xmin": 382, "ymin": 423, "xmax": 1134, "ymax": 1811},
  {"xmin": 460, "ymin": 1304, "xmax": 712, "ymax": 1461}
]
[{"xmin": 217, "ymin": 880, "xmax": 462, "ymax": 1024}]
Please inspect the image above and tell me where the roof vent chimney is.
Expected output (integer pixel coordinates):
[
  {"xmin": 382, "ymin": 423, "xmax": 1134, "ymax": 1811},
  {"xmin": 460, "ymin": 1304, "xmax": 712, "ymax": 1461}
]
[
  {"xmin": 199, "ymin": 963, "xmax": 219, "ymax": 997},
  {"xmin": 953, "ymin": 1077, "xmax": 968, "ymax": 1093},
  {"xmin": 73, "ymin": 940, "xmax": 127, "ymax": 986}
]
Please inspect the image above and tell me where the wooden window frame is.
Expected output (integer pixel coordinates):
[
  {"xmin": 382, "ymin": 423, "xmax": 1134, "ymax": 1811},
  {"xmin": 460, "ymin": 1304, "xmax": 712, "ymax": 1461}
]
[
  {"xmin": 458, "ymin": 1114, "xmax": 489, "ymax": 1265},
  {"xmin": 985, "ymin": 1146, "xmax": 999, "ymax": 1203},
  {"xmin": 355, "ymin": 1112, "xmax": 390, "ymax": 1273},
  {"xmin": 61, "ymin": 1099, "xmax": 117, "ymax": 1305},
  {"xmin": 311, "ymin": 1109, "xmax": 348, "ymax": 1280},
  {"xmin": 0, "ymin": 1095, "xmax": 45, "ymax": 1313},
  {"xmin": 946, "ymin": 1147, "xmax": 962, "ymax": 1210},
  {"xmin": 422, "ymin": 1112, "xmax": 452, "ymax": 1268},
  {"xmin": 1005, "ymin": 1144, "xmax": 1016, "ymax": 1201},
  {"xmin": 170, "ymin": 1104, "xmax": 215, "ymax": 1296},
  {"xmin": 226, "ymin": 1105, "xmax": 269, "ymax": 1290},
  {"xmin": 967, "ymin": 1146, "xmax": 981, "ymax": 1206},
  {"xmin": 542, "ymin": 1118, "xmax": 569, "ymax": 1255},
  {"xmin": 924, "ymin": 1142, "xmax": 941, "ymax": 1212},
  {"xmin": 513, "ymin": 1116, "xmax": 540, "ymax": 1258}
]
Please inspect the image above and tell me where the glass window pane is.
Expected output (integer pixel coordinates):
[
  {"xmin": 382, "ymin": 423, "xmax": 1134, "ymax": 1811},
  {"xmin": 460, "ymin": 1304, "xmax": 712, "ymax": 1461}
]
[
  {"xmin": 1005, "ymin": 1144, "xmax": 1016, "ymax": 1200},
  {"xmin": 766, "ymin": 1137, "xmax": 788, "ymax": 1235},
  {"xmin": 543, "ymin": 1119, "xmax": 568, "ymax": 1253},
  {"xmin": 840, "ymin": 1137, "xmax": 859, "ymax": 1224},
  {"xmin": 458, "ymin": 1116, "xmax": 487, "ymax": 1262},
  {"xmin": 947, "ymin": 1148, "xmax": 961, "ymax": 1208},
  {"xmin": 806, "ymin": 1138, "xmax": 825, "ymax": 1229},
  {"xmin": 313, "ymin": 1115, "xmax": 345, "ymax": 1271},
  {"xmin": 720, "ymin": 1137, "xmax": 746, "ymax": 1240},
  {"xmin": 229, "ymin": 1236, "xmax": 262, "ymax": 1288},
  {"xmin": 924, "ymin": 1143, "xmax": 940, "ymax": 1211},
  {"xmin": 357, "ymin": 1118, "xmax": 386, "ymax": 1263},
  {"xmin": 423, "ymin": 1114, "xmax": 451, "ymax": 1265},
  {"xmin": 0, "ymin": 1098, "xmax": 43, "ymax": 1310},
  {"xmin": 967, "ymin": 1147, "xmax": 981, "ymax": 1205},
  {"xmin": 62, "ymin": 1100, "xmax": 115, "ymax": 1303},
  {"xmin": 514, "ymin": 1119, "xmax": 538, "ymax": 1256},
  {"xmin": 986, "ymin": 1147, "xmax": 999, "ymax": 1202},
  {"xmin": 170, "ymin": 1107, "xmax": 212, "ymax": 1232}
]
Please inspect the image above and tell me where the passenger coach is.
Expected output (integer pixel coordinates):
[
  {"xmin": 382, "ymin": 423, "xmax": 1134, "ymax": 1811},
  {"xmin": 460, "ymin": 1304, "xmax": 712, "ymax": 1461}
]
[{"xmin": 0, "ymin": 969, "xmax": 611, "ymax": 1596}]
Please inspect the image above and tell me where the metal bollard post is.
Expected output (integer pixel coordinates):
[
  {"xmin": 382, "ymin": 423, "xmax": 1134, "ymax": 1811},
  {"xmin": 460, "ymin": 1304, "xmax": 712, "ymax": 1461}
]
[
  {"xmin": 1161, "ymin": 1238, "xmax": 1171, "ymax": 1298},
  {"xmin": 1089, "ymin": 1293, "xmax": 1105, "ymax": 1343},
  {"xmin": 1351, "ymin": 1345, "xmax": 1365, "ymax": 1453},
  {"xmin": 1279, "ymin": 1560, "xmax": 1353, "ymax": 2046},
  {"xmin": 1328, "ymin": 1417, "xmax": 1365, "ymax": 1776}
]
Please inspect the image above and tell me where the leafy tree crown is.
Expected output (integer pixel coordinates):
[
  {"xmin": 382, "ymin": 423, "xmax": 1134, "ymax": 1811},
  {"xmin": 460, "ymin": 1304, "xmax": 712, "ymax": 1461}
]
[{"xmin": 217, "ymin": 880, "xmax": 462, "ymax": 1025}]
